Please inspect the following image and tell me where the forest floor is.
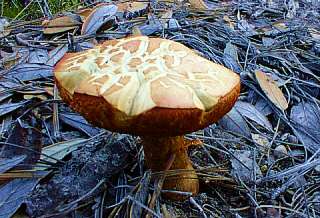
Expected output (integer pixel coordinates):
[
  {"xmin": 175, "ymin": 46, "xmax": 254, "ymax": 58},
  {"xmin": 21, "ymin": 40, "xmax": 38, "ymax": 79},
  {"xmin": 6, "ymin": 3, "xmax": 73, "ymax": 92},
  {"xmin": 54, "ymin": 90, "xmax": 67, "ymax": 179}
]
[{"xmin": 0, "ymin": 0, "xmax": 320, "ymax": 217}]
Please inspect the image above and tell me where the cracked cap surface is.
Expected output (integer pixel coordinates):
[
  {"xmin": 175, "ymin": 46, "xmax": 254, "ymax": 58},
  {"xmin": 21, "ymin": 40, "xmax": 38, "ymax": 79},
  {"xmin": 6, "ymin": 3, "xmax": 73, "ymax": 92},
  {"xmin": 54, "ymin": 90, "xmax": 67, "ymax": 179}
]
[{"xmin": 54, "ymin": 36, "xmax": 240, "ymax": 136}]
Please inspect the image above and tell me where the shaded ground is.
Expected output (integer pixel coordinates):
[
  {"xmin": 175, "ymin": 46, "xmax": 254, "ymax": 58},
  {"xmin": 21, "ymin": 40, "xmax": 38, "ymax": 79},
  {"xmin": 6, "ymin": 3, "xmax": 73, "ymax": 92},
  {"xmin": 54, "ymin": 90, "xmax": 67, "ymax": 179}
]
[{"xmin": 0, "ymin": 0, "xmax": 319, "ymax": 217}]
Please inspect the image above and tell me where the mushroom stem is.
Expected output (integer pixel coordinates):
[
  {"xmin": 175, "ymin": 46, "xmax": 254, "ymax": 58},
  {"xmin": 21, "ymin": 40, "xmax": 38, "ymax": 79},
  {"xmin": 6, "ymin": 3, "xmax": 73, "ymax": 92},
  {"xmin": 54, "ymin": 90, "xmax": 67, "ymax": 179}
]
[{"xmin": 141, "ymin": 135, "xmax": 199, "ymax": 200}]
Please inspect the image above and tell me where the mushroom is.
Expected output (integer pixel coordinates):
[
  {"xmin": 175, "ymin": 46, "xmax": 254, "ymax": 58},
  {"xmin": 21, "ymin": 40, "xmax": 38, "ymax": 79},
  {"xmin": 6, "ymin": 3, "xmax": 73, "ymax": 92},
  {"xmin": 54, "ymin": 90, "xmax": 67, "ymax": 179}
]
[{"xmin": 54, "ymin": 36, "xmax": 240, "ymax": 200}]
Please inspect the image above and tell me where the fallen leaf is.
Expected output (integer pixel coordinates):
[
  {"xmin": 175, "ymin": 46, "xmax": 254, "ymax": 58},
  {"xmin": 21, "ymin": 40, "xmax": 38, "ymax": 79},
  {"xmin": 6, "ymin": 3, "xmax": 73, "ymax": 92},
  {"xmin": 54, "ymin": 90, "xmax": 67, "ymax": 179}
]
[
  {"xmin": 117, "ymin": 1, "xmax": 148, "ymax": 19},
  {"xmin": 223, "ymin": 42, "xmax": 242, "ymax": 74},
  {"xmin": 0, "ymin": 86, "xmax": 13, "ymax": 102},
  {"xmin": 15, "ymin": 89, "xmax": 47, "ymax": 95},
  {"xmin": 5, "ymin": 63, "xmax": 53, "ymax": 81},
  {"xmin": 36, "ymin": 138, "xmax": 86, "ymax": 170},
  {"xmin": 262, "ymin": 37, "xmax": 277, "ymax": 47},
  {"xmin": 0, "ymin": 179, "xmax": 38, "ymax": 218},
  {"xmin": 255, "ymin": 97, "xmax": 274, "ymax": 116},
  {"xmin": 0, "ymin": 48, "xmax": 29, "ymax": 69},
  {"xmin": 78, "ymin": 41, "xmax": 95, "ymax": 50},
  {"xmin": 168, "ymin": 18, "xmax": 180, "ymax": 29},
  {"xmin": 188, "ymin": 0, "xmax": 213, "ymax": 9},
  {"xmin": 59, "ymin": 113, "xmax": 100, "ymax": 137},
  {"xmin": 273, "ymin": 21, "xmax": 288, "ymax": 31},
  {"xmin": 28, "ymin": 49, "xmax": 48, "ymax": 64},
  {"xmin": 43, "ymin": 15, "xmax": 81, "ymax": 34},
  {"xmin": 0, "ymin": 81, "xmax": 20, "ymax": 89},
  {"xmin": 255, "ymin": 70, "xmax": 288, "ymax": 111},
  {"xmin": 290, "ymin": 102, "xmax": 320, "ymax": 153},
  {"xmin": 273, "ymin": 144, "xmax": 288, "ymax": 159},
  {"xmin": 258, "ymin": 20, "xmax": 287, "ymax": 35},
  {"xmin": 0, "ymin": 155, "xmax": 26, "ymax": 174},
  {"xmin": 47, "ymin": 45, "xmax": 68, "ymax": 66},
  {"xmin": 137, "ymin": 15, "xmax": 163, "ymax": 36},
  {"xmin": 76, "ymin": 8, "xmax": 93, "ymax": 21},
  {"xmin": 137, "ymin": 23, "xmax": 162, "ymax": 36},
  {"xmin": 81, "ymin": 4, "xmax": 117, "ymax": 35},
  {"xmin": 309, "ymin": 28, "xmax": 320, "ymax": 40},
  {"xmin": 1, "ymin": 120, "xmax": 42, "ymax": 170},
  {"xmin": 231, "ymin": 150, "xmax": 262, "ymax": 183},
  {"xmin": 235, "ymin": 101, "xmax": 273, "ymax": 130},
  {"xmin": 218, "ymin": 107, "xmax": 251, "ymax": 138},
  {"xmin": 0, "ymin": 102, "xmax": 26, "ymax": 117}
]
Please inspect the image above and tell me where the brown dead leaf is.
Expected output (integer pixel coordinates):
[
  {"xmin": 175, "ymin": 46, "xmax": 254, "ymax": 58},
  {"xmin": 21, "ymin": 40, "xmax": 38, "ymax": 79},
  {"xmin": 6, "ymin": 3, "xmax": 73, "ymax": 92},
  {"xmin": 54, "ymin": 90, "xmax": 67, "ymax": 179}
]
[
  {"xmin": 76, "ymin": 8, "xmax": 94, "ymax": 21},
  {"xmin": 188, "ymin": 0, "xmax": 212, "ymax": 9},
  {"xmin": 117, "ymin": 1, "xmax": 148, "ymax": 13},
  {"xmin": 77, "ymin": 3, "xmax": 111, "ymax": 22},
  {"xmin": 43, "ymin": 16, "xmax": 81, "ymax": 34},
  {"xmin": 81, "ymin": 4, "xmax": 117, "ymax": 35},
  {"xmin": 255, "ymin": 70, "xmax": 288, "ymax": 111}
]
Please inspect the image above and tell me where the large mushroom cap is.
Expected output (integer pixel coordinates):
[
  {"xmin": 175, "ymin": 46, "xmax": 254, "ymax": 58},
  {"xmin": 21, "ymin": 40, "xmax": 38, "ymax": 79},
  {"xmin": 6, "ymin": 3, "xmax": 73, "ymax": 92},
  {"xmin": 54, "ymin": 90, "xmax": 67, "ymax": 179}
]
[{"xmin": 54, "ymin": 36, "xmax": 240, "ymax": 136}]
